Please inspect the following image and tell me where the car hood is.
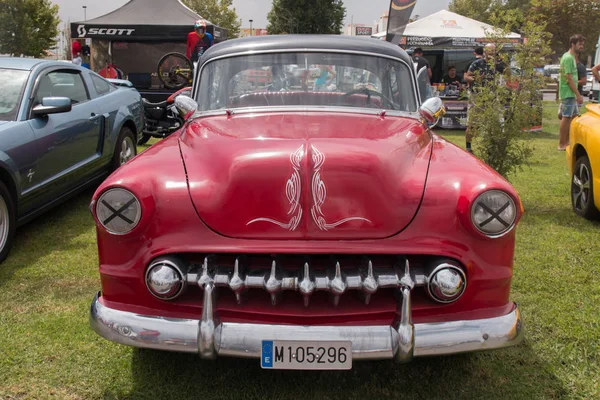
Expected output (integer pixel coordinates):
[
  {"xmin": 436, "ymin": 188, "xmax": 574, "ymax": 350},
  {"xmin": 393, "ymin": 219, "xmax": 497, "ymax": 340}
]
[{"xmin": 179, "ymin": 112, "xmax": 432, "ymax": 240}]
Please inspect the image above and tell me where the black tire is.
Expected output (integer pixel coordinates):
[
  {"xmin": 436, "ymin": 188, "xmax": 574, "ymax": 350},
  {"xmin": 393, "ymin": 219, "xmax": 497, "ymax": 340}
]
[
  {"xmin": 157, "ymin": 52, "xmax": 193, "ymax": 90},
  {"xmin": 571, "ymin": 154, "xmax": 600, "ymax": 220},
  {"xmin": 137, "ymin": 134, "xmax": 151, "ymax": 145},
  {"xmin": 113, "ymin": 127, "xmax": 137, "ymax": 170},
  {"xmin": 0, "ymin": 180, "xmax": 16, "ymax": 264}
]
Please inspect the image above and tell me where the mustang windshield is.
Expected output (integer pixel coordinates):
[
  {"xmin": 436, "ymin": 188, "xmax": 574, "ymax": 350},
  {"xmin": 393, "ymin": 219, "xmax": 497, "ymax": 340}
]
[
  {"xmin": 197, "ymin": 52, "xmax": 417, "ymax": 113},
  {"xmin": 0, "ymin": 68, "xmax": 30, "ymax": 121}
]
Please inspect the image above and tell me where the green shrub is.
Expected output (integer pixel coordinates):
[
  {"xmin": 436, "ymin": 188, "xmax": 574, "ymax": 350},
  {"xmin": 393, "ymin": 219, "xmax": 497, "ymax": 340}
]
[{"xmin": 468, "ymin": 13, "xmax": 552, "ymax": 179}]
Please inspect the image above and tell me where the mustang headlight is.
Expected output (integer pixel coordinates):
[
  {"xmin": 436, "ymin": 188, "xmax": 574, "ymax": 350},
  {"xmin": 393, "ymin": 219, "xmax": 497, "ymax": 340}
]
[
  {"xmin": 471, "ymin": 190, "xmax": 517, "ymax": 237},
  {"xmin": 96, "ymin": 188, "xmax": 141, "ymax": 234}
]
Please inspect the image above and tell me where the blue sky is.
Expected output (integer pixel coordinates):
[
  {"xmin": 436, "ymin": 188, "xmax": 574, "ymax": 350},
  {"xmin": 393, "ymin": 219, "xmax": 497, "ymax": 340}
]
[{"xmin": 52, "ymin": 0, "xmax": 452, "ymax": 29}]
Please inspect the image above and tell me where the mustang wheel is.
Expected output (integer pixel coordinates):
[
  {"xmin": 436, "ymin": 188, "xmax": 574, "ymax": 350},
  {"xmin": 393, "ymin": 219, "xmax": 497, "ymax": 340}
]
[
  {"xmin": 0, "ymin": 181, "xmax": 16, "ymax": 264},
  {"xmin": 113, "ymin": 127, "xmax": 137, "ymax": 170},
  {"xmin": 572, "ymin": 155, "xmax": 600, "ymax": 220}
]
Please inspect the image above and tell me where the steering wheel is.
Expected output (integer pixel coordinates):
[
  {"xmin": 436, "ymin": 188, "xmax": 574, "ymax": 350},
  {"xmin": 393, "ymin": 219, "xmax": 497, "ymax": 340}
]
[{"xmin": 339, "ymin": 88, "xmax": 395, "ymax": 109}]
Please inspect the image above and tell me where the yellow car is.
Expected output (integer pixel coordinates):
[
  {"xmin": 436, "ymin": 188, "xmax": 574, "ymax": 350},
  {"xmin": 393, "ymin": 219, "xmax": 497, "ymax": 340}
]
[{"xmin": 567, "ymin": 104, "xmax": 600, "ymax": 219}]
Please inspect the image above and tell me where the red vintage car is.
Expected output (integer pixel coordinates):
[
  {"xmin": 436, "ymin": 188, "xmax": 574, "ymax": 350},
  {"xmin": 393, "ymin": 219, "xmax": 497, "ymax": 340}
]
[{"xmin": 89, "ymin": 35, "xmax": 524, "ymax": 370}]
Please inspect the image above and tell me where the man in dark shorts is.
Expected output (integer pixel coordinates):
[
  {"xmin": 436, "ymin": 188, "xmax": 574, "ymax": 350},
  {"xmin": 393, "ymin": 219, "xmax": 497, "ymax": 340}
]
[
  {"xmin": 412, "ymin": 48, "xmax": 432, "ymax": 79},
  {"xmin": 463, "ymin": 43, "xmax": 507, "ymax": 152}
]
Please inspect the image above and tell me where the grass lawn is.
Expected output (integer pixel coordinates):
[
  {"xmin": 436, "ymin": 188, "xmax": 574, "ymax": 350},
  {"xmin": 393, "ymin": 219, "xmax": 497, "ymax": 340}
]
[{"xmin": 0, "ymin": 102, "xmax": 598, "ymax": 399}]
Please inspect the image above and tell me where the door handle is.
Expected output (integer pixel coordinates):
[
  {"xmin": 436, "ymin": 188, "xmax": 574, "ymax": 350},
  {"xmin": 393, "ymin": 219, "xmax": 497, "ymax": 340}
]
[{"xmin": 89, "ymin": 113, "xmax": 101, "ymax": 121}]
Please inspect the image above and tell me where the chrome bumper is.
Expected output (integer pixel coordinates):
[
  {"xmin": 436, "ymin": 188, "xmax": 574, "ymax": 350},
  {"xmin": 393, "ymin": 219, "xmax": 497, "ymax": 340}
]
[{"xmin": 90, "ymin": 292, "xmax": 523, "ymax": 362}]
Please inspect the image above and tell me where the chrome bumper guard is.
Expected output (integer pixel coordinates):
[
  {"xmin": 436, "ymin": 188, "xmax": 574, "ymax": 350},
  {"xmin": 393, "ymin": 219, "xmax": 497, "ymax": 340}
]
[{"xmin": 90, "ymin": 261, "xmax": 523, "ymax": 362}]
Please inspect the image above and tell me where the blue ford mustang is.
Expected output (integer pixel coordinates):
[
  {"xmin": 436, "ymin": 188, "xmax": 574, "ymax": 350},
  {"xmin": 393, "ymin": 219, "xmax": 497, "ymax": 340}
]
[{"xmin": 0, "ymin": 58, "xmax": 144, "ymax": 263}]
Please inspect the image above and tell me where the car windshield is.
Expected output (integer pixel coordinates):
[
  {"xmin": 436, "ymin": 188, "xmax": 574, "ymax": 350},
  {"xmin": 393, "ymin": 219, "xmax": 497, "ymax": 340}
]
[
  {"xmin": 197, "ymin": 52, "xmax": 417, "ymax": 113},
  {"xmin": 0, "ymin": 68, "xmax": 30, "ymax": 121}
]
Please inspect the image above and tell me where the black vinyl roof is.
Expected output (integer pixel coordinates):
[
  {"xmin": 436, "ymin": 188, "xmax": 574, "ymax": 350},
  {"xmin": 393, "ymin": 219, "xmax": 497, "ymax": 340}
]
[
  {"xmin": 200, "ymin": 35, "xmax": 413, "ymax": 66},
  {"xmin": 74, "ymin": 0, "xmax": 209, "ymax": 26}
]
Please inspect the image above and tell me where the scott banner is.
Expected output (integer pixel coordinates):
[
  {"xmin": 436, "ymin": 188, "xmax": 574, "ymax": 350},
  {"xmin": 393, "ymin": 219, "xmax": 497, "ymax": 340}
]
[{"xmin": 386, "ymin": 0, "xmax": 417, "ymax": 44}]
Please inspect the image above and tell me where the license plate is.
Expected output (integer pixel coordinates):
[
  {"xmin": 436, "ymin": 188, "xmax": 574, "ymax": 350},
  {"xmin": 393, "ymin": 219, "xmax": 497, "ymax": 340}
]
[{"xmin": 261, "ymin": 340, "xmax": 352, "ymax": 370}]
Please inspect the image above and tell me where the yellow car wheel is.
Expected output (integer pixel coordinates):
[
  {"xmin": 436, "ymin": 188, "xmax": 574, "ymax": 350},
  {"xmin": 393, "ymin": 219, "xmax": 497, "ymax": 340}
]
[{"xmin": 571, "ymin": 155, "xmax": 600, "ymax": 220}]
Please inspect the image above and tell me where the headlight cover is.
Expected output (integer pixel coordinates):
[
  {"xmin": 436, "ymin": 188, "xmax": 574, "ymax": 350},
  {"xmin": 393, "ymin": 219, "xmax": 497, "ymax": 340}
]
[
  {"xmin": 471, "ymin": 190, "xmax": 517, "ymax": 237},
  {"xmin": 96, "ymin": 188, "xmax": 141, "ymax": 234}
]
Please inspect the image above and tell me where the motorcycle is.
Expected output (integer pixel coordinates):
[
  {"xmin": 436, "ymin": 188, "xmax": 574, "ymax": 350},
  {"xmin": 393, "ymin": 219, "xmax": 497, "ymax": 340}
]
[{"xmin": 138, "ymin": 86, "xmax": 192, "ymax": 145}]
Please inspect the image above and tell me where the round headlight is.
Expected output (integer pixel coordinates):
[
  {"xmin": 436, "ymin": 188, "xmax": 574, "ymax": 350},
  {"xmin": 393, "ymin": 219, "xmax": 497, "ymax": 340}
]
[
  {"xmin": 426, "ymin": 264, "xmax": 466, "ymax": 303},
  {"xmin": 471, "ymin": 190, "xmax": 517, "ymax": 237},
  {"xmin": 145, "ymin": 260, "xmax": 186, "ymax": 300},
  {"xmin": 96, "ymin": 188, "xmax": 141, "ymax": 234}
]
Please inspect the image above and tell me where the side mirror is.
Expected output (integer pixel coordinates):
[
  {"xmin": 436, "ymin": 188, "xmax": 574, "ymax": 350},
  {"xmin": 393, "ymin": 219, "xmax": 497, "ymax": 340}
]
[
  {"xmin": 419, "ymin": 97, "xmax": 446, "ymax": 126},
  {"xmin": 32, "ymin": 97, "xmax": 72, "ymax": 117},
  {"xmin": 174, "ymin": 95, "xmax": 198, "ymax": 119}
]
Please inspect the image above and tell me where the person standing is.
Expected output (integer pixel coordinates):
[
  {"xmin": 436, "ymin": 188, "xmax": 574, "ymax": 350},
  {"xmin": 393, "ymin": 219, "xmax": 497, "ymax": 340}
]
[
  {"xmin": 557, "ymin": 34, "xmax": 585, "ymax": 151},
  {"xmin": 463, "ymin": 43, "xmax": 507, "ymax": 153},
  {"xmin": 186, "ymin": 19, "xmax": 214, "ymax": 64},
  {"xmin": 412, "ymin": 48, "xmax": 432, "ymax": 79},
  {"xmin": 576, "ymin": 60, "xmax": 587, "ymax": 96}
]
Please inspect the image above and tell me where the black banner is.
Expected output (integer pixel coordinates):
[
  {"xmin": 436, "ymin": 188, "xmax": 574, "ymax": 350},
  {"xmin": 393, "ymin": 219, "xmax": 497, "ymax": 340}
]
[
  {"xmin": 70, "ymin": 23, "xmax": 228, "ymax": 42},
  {"xmin": 386, "ymin": 0, "xmax": 417, "ymax": 44},
  {"xmin": 399, "ymin": 36, "xmax": 523, "ymax": 48}
]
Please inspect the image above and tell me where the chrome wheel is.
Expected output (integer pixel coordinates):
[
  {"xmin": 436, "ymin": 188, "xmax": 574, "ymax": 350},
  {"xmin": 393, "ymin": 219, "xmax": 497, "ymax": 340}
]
[
  {"xmin": 0, "ymin": 194, "xmax": 9, "ymax": 253},
  {"xmin": 572, "ymin": 162, "xmax": 591, "ymax": 213},
  {"xmin": 119, "ymin": 136, "xmax": 135, "ymax": 166}
]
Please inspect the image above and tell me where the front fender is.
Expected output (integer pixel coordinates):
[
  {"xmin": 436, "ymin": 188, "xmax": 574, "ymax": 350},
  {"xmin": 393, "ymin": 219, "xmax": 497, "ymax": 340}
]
[
  {"xmin": 569, "ymin": 106, "xmax": 600, "ymax": 209},
  {"xmin": 104, "ymin": 90, "xmax": 144, "ymax": 153},
  {"xmin": 0, "ymin": 154, "xmax": 21, "ymax": 196}
]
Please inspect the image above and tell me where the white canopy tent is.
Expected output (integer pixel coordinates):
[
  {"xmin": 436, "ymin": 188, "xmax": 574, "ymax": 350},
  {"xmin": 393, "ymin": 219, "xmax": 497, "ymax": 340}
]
[{"xmin": 373, "ymin": 10, "xmax": 522, "ymax": 48}]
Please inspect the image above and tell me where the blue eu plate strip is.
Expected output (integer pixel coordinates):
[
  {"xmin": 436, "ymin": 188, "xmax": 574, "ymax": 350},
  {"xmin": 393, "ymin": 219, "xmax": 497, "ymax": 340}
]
[{"xmin": 261, "ymin": 340, "xmax": 274, "ymax": 368}]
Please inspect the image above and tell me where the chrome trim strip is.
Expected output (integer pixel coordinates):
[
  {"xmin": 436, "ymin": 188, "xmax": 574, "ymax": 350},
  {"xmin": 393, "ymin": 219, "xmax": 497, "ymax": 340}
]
[
  {"xmin": 187, "ymin": 256, "xmax": 426, "ymax": 307},
  {"xmin": 90, "ymin": 293, "xmax": 524, "ymax": 361},
  {"xmin": 215, "ymin": 323, "xmax": 397, "ymax": 360},
  {"xmin": 191, "ymin": 106, "xmax": 422, "ymax": 120},
  {"xmin": 89, "ymin": 293, "xmax": 199, "ymax": 353},
  {"xmin": 413, "ymin": 306, "xmax": 523, "ymax": 357}
]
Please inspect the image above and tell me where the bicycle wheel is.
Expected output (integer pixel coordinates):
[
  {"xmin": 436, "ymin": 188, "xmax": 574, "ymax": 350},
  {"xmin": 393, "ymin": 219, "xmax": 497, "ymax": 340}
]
[{"xmin": 157, "ymin": 52, "xmax": 193, "ymax": 90}]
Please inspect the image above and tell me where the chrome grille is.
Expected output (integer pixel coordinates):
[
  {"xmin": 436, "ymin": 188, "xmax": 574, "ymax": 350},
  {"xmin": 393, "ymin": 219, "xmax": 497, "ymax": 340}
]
[{"xmin": 186, "ymin": 255, "xmax": 426, "ymax": 307}]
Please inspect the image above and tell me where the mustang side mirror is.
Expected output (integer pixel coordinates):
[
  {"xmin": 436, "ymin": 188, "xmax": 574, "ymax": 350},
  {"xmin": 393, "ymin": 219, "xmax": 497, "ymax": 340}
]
[
  {"xmin": 32, "ymin": 97, "xmax": 72, "ymax": 117},
  {"xmin": 419, "ymin": 97, "xmax": 446, "ymax": 128},
  {"xmin": 174, "ymin": 95, "xmax": 198, "ymax": 120}
]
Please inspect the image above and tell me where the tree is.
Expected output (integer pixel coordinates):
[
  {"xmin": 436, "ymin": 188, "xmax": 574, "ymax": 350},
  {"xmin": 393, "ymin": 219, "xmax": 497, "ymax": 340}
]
[
  {"xmin": 530, "ymin": 0, "xmax": 600, "ymax": 60},
  {"xmin": 467, "ymin": 11, "xmax": 552, "ymax": 178},
  {"xmin": 183, "ymin": 0, "xmax": 241, "ymax": 39},
  {"xmin": 448, "ymin": 0, "xmax": 531, "ymax": 33},
  {"xmin": 0, "ymin": 0, "xmax": 60, "ymax": 57},
  {"xmin": 449, "ymin": 0, "xmax": 600, "ymax": 61},
  {"xmin": 449, "ymin": 0, "xmax": 495, "ymax": 22},
  {"xmin": 267, "ymin": 0, "xmax": 346, "ymax": 35}
]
